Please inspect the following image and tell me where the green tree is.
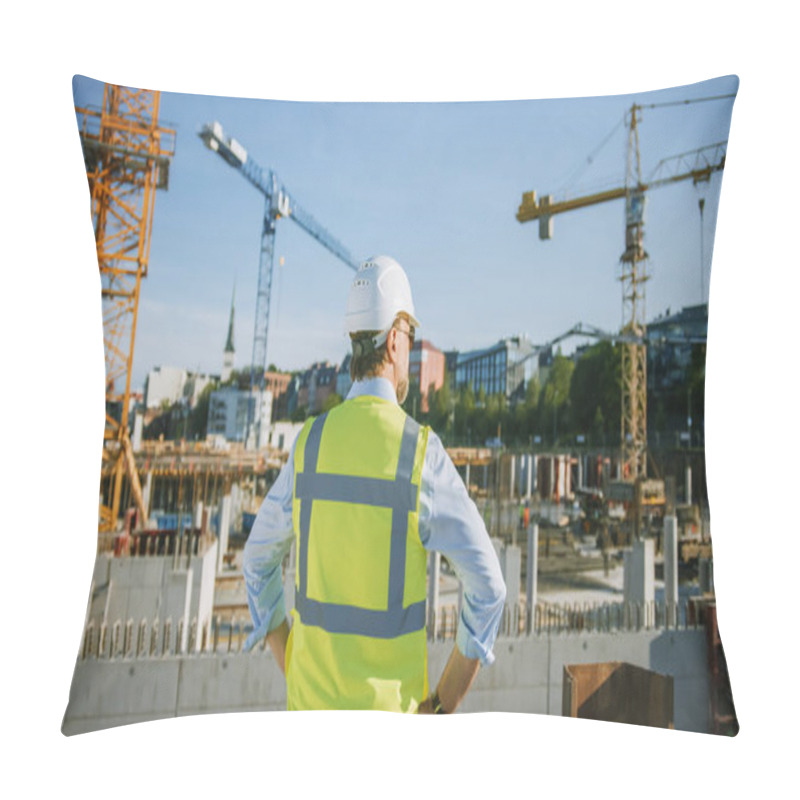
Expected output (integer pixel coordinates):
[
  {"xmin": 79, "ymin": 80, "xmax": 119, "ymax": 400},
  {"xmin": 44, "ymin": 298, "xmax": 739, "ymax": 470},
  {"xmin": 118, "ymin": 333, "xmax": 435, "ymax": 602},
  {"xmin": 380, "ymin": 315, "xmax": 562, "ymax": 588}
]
[
  {"xmin": 508, "ymin": 396, "xmax": 528, "ymax": 445},
  {"xmin": 144, "ymin": 402, "xmax": 185, "ymax": 441},
  {"xmin": 649, "ymin": 342, "xmax": 706, "ymax": 440},
  {"xmin": 187, "ymin": 382, "xmax": 216, "ymax": 440},
  {"xmin": 592, "ymin": 405, "xmax": 606, "ymax": 445},
  {"xmin": 521, "ymin": 375, "xmax": 540, "ymax": 441},
  {"xmin": 459, "ymin": 384, "xmax": 476, "ymax": 416},
  {"xmin": 402, "ymin": 380, "xmax": 423, "ymax": 420},
  {"xmin": 452, "ymin": 384, "xmax": 475, "ymax": 443},
  {"xmin": 525, "ymin": 374, "xmax": 540, "ymax": 409},
  {"xmin": 539, "ymin": 352, "xmax": 575, "ymax": 445},
  {"xmin": 322, "ymin": 393, "xmax": 343, "ymax": 412},
  {"xmin": 450, "ymin": 385, "xmax": 469, "ymax": 440},
  {"xmin": 433, "ymin": 379, "xmax": 452, "ymax": 438},
  {"xmin": 220, "ymin": 369, "xmax": 236, "ymax": 387},
  {"xmin": 570, "ymin": 340, "xmax": 620, "ymax": 443}
]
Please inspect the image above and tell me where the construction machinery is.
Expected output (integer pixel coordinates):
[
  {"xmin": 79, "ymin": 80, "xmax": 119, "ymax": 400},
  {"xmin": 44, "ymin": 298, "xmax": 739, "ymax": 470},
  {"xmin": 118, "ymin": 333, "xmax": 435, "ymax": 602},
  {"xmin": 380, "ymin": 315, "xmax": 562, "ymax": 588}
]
[
  {"xmin": 516, "ymin": 93, "xmax": 733, "ymax": 482},
  {"xmin": 75, "ymin": 84, "xmax": 176, "ymax": 534},
  {"xmin": 199, "ymin": 122, "xmax": 359, "ymax": 448}
]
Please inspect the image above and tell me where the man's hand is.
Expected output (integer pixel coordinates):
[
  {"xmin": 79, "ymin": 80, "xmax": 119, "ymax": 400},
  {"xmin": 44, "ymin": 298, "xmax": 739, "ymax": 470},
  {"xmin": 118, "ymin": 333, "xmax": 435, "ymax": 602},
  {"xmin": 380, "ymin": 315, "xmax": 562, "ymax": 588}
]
[
  {"xmin": 266, "ymin": 619, "xmax": 290, "ymax": 676},
  {"xmin": 417, "ymin": 695, "xmax": 435, "ymax": 714},
  {"xmin": 417, "ymin": 645, "xmax": 480, "ymax": 714}
]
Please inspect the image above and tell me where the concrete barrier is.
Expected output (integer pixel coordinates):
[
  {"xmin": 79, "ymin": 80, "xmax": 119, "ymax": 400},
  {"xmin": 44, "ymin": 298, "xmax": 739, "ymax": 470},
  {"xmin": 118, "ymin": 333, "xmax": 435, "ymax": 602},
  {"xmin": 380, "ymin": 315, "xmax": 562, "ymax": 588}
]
[{"xmin": 63, "ymin": 626, "xmax": 710, "ymax": 735}]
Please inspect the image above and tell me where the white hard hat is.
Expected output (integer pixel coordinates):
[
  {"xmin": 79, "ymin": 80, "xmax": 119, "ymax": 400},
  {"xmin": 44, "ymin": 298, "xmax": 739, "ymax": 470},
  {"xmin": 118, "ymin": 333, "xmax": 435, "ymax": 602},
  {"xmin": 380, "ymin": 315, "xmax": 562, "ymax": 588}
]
[{"xmin": 344, "ymin": 255, "xmax": 420, "ymax": 345}]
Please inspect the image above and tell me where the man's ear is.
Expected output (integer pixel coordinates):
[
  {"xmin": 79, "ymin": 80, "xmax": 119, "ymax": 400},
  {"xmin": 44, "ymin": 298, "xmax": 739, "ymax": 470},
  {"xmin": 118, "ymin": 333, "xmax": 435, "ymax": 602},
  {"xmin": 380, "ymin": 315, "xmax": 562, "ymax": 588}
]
[{"xmin": 386, "ymin": 328, "xmax": 399, "ymax": 361}]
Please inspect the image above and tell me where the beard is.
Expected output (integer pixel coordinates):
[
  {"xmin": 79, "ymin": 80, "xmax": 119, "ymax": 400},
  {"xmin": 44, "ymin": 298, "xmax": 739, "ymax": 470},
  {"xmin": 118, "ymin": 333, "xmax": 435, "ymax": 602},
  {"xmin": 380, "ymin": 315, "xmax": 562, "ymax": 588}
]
[
  {"xmin": 396, "ymin": 366, "xmax": 409, "ymax": 404},
  {"xmin": 396, "ymin": 376, "xmax": 409, "ymax": 405}
]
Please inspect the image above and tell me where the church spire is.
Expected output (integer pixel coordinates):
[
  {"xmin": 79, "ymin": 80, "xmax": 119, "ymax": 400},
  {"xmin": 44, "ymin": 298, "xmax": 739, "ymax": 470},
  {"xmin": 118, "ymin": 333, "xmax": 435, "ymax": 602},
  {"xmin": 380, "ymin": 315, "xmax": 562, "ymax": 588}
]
[
  {"xmin": 222, "ymin": 284, "xmax": 235, "ymax": 382},
  {"xmin": 224, "ymin": 285, "xmax": 235, "ymax": 354}
]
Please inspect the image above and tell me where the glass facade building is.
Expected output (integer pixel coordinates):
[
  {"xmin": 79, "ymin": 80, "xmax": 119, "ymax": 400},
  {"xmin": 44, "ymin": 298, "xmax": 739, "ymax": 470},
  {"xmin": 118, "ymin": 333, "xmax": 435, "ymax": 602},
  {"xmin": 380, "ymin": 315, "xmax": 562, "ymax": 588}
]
[
  {"xmin": 646, "ymin": 304, "xmax": 708, "ymax": 394},
  {"xmin": 454, "ymin": 335, "xmax": 535, "ymax": 401}
]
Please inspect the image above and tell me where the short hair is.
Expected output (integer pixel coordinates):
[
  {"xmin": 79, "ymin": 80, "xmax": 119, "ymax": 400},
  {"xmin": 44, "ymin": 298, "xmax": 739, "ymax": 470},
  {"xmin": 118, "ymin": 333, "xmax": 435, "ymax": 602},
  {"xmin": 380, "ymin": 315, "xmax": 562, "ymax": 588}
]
[
  {"xmin": 349, "ymin": 315, "xmax": 410, "ymax": 381},
  {"xmin": 349, "ymin": 330, "xmax": 390, "ymax": 381}
]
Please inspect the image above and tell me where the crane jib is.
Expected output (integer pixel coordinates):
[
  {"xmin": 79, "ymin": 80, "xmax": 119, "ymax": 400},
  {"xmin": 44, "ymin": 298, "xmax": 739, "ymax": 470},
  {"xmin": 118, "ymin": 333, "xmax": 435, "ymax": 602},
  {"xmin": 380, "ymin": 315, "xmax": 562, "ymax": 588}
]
[{"xmin": 199, "ymin": 120, "xmax": 360, "ymax": 447}]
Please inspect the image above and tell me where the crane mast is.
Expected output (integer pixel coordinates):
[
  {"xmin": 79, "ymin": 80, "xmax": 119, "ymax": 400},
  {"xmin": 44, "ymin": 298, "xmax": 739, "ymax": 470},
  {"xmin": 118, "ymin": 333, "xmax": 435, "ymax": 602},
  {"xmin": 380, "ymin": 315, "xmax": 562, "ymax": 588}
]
[
  {"xmin": 199, "ymin": 122, "xmax": 359, "ymax": 448},
  {"xmin": 620, "ymin": 104, "xmax": 649, "ymax": 479},
  {"xmin": 76, "ymin": 84, "xmax": 175, "ymax": 534},
  {"xmin": 516, "ymin": 95, "xmax": 731, "ymax": 480}
]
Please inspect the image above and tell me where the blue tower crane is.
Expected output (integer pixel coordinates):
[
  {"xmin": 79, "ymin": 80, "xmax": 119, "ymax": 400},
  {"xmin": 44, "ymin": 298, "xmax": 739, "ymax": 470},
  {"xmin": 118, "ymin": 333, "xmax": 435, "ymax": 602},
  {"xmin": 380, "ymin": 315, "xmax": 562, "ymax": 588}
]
[{"xmin": 199, "ymin": 121, "xmax": 360, "ymax": 447}]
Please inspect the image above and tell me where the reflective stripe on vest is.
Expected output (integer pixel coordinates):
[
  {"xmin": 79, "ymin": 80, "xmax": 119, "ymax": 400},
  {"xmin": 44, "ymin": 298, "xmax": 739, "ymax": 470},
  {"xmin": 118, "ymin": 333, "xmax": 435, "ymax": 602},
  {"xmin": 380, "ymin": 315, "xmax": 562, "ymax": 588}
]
[{"xmin": 294, "ymin": 411, "xmax": 426, "ymax": 639}]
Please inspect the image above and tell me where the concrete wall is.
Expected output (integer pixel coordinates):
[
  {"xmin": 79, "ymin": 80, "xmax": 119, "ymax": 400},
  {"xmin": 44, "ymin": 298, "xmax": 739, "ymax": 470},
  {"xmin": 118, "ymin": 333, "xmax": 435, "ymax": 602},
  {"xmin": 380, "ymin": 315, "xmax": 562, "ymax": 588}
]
[
  {"xmin": 104, "ymin": 557, "xmax": 165, "ymax": 626},
  {"xmin": 187, "ymin": 541, "xmax": 218, "ymax": 652},
  {"xmin": 164, "ymin": 570, "xmax": 193, "ymax": 653},
  {"xmin": 500, "ymin": 545, "xmax": 521, "ymax": 607},
  {"xmin": 63, "ymin": 627, "xmax": 710, "ymax": 735},
  {"xmin": 88, "ymin": 546, "xmax": 217, "ymax": 649},
  {"xmin": 624, "ymin": 539, "xmax": 655, "ymax": 605},
  {"xmin": 451, "ymin": 629, "xmax": 710, "ymax": 733}
]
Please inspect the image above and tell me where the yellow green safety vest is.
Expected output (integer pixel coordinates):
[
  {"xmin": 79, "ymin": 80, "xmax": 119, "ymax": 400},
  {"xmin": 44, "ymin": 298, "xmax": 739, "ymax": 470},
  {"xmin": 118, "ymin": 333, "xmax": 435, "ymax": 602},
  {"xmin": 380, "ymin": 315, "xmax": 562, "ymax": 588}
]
[{"xmin": 286, "ymin": 394, "xmax": 430, "ymax": 712}]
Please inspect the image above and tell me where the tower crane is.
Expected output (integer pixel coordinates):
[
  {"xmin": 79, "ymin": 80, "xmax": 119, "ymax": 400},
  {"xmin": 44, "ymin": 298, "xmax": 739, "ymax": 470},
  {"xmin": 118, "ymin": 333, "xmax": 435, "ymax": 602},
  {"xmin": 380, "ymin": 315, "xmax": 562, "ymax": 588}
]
[
  {"xmin": 516, "ymin": 93, "xmax": 733, "ymax": 480},
  {"xmin": 76, "ymin": 83, "xmax": 175, "ymax": 534},
  {"xmin": 199, "ymin": 122, "xmax": 360, "ymax": 448}
]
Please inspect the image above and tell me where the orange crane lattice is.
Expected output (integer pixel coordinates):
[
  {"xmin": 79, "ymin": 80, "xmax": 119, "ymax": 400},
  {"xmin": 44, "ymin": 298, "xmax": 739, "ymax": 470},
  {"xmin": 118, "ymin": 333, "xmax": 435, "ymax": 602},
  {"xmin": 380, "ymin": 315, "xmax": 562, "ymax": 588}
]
[{"xmin": 76, "ymin": 83, "xmax": 175, "ymax": 534}]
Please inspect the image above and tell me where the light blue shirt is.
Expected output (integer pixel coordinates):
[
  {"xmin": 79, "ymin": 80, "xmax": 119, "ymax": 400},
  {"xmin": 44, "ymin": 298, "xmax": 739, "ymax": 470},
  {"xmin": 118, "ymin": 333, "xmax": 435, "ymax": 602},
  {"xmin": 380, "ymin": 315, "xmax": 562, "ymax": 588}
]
[{"xmin": 242, "ymin": 376, "xmax": 506, "ymax": 665}]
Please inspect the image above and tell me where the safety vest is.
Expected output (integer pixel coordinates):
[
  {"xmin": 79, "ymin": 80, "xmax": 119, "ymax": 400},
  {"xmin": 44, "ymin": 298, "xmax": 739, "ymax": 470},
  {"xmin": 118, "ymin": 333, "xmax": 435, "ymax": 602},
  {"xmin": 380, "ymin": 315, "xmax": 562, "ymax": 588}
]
[{"xmin": 286, "ymin": 394, "xmax": 430, "ymax": 712}]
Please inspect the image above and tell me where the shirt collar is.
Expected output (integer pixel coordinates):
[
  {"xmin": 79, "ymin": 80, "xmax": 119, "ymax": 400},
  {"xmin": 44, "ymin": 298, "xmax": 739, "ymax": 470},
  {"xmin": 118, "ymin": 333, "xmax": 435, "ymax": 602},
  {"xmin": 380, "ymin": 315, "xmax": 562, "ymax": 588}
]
[{"xmin": 346, "ymin": 376, "xmax": 399, "ymax": 405}]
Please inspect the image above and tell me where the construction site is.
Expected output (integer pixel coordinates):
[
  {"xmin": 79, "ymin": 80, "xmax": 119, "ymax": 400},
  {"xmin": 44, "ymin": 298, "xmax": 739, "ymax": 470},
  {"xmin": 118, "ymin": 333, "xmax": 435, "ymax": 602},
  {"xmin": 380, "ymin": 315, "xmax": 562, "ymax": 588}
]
[{"xmin": 63, "ymin": 77, "xmax": 737, "ymax": 736}]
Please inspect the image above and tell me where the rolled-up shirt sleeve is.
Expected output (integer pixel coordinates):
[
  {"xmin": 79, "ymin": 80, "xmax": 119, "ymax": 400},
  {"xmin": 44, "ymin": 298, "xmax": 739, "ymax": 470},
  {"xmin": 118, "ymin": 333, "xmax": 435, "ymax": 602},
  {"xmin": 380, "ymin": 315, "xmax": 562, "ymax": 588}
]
[
  {"xmin": 419, "ymin": 431, "xmax": 506, "ymax": 666},
  {"xmin": 241, "ymin": 444, "xmax": 296, "ymax": 652}
]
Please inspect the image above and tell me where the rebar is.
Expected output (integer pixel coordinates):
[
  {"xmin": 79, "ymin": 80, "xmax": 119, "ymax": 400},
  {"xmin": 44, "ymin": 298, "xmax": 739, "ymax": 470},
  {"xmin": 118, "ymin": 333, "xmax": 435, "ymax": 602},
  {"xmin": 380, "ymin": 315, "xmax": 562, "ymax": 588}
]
[
  {"xmin": 111, "ymin": 621, "xmax": 122, "ymax": 658},
  {"xmin": 137, "ymin": 619, "xmax": 147, "ymax": 657},
  {"xmin": 163, "ymin": 618, "xmax": 172, "ymax": 655},
  {"xmin": 150, "ymin": 620, "xmax": 160, "ymax": 656},
  {"xmin": 124, "ymin": 619, "xmax": 134, "ymax": 657},
  {"xmin": 83, "ymin": 622, "xmax": 95, "ymax": 660}
]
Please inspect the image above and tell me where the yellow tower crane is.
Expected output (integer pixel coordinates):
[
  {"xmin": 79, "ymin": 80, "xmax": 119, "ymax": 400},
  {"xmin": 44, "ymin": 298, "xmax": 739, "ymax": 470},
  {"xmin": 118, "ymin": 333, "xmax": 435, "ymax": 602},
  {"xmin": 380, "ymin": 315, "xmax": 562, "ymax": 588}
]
[
  {"xmin": 516, "ymin": 94, "xmax": 732, "ymax": 481},
  {"xmin": 75, "ymin": 83, "xmax": 175, "ymax": 535}
]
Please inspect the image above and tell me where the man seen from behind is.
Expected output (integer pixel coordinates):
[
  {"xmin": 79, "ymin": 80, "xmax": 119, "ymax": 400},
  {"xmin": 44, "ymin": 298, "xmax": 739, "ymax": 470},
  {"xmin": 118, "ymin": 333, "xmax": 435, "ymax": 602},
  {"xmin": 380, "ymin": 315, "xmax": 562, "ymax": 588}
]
[{"xmin": 243, "ymin": 255, "xmax": 506, "ymax": 713}]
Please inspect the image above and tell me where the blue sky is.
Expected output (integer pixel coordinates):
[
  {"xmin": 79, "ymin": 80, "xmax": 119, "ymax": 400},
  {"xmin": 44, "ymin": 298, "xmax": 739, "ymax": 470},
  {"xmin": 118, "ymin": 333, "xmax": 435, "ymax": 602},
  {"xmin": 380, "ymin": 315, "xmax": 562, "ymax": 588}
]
[{"xmin": 73, "ymin": 74, "xmax": 737, "ymax": 392}]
